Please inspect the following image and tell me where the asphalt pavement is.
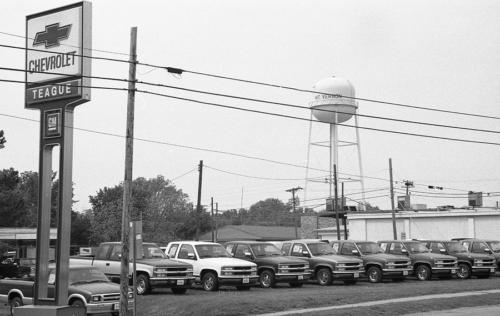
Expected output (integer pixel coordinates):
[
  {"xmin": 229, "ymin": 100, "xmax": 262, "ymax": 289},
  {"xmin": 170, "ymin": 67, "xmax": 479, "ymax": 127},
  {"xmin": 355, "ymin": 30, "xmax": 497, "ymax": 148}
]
[{"xmin": 403, "ymin": 305, "xmax": 500, "ymax": 316}]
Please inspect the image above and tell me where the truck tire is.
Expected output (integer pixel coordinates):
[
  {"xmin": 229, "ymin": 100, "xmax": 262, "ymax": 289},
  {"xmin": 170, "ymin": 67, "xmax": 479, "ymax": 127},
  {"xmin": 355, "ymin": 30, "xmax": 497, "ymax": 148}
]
[
  {"xmin": 367, "ymin": 266, "xmax": 383, "ymax": 283},
  {"xmin": 316, "ymin": 267, "xmax": 332, "ymax": 286},
  {"xmin": 9, "ymin": 296, "xmax": 23, "ymax": 316},
  {"xmin": 415, "ymin": 264, "xmax": 431, "ymax": 281},
  {"xmin": 136, "ymin": 274, "xmax": 152, "ymax": 295},
  {"xmin": 171, "ymin": 288, "xmax": 188, "ymax": 294},
  {"xmin": 259, "ymin": 270, "xmax": 276, "ymax": 288},
  {"xmin": 456, "ymin": 263, "xmax": 471, "ymax": 279},
  {"xmin": 70, "ymin": 299, "xmax": 85, "ymax": 308},
  {"xmin": 201, "ymin": 272, "xmax": 219, "ymax": 291}
]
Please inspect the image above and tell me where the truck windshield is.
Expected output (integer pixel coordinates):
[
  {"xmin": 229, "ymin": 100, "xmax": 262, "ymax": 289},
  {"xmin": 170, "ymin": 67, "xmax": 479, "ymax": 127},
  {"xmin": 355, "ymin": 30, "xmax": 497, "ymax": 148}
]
[
  {"xmin": 446, "ymin": 242, "xmax": 467, "ymax": 253},
  {"xmin": 403, "ymin": 242, "xmax": 429, "ymax": 253},
  {"xmin": 487, "ymin": 241, "xmax": 500, "ymax": 253},
  {"xmin": 141, "ymin": 244, "xmax": 167, "ymax": 259},
  {"xmin": 357, "ymin": 242, "xmax": 384, "ymax": 254},
  {"xmin": 250, "ymin": 244, "xmax": 282, "ymax": 257},
  {"xmin": 69, "ymin": 268, "xmax": 109, "ymax": 285},
  {"xmin": 195, "ymin": 244, "xmax": 231, "ymax": 258},
  {"xmin": 307, "ymin": 243, "xmax": 336, "ymax": 256}
]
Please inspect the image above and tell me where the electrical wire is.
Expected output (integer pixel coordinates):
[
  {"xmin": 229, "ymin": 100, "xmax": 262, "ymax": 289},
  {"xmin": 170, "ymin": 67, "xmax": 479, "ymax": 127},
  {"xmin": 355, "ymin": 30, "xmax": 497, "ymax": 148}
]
[
  {"xmin": 205, "ymin": 165, "xmax": 328, "ymax": 181},
  {"xmin": 171, "ymin": 167, "xmax": 197, "ymax": 181},
  {"xmin": 5, "ymin": 65, "xmax": 500, "ymax": 135}
]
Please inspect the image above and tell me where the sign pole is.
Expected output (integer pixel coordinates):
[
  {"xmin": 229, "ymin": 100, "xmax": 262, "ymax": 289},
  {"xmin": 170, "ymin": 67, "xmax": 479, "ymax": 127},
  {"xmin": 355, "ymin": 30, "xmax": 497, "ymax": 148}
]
[{"xmin": 120, "ymin": 26, "xmax": 137, "ymax": 316}]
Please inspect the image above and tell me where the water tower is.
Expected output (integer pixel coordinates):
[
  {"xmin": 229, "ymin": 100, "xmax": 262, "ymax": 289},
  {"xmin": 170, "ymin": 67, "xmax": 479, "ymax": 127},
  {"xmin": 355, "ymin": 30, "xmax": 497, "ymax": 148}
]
[{"xmin": 305, "ymin": 76, "xmax": 366, "ymax": 211}]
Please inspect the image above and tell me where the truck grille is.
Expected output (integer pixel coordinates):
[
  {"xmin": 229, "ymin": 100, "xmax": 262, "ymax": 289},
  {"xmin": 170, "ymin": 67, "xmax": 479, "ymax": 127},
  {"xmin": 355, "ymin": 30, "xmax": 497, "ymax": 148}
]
[
  {"xmin": 278, "ymin": 263, "xmax": 307, "ymax": 273},
  {"xmin": 435, "ymin": 259, "xmax": 457, "ymax": 268},
  {"xmin": 154, "ymin": 266, "xmax": 192, "ymax": 278},
  {"xmin": 387, "ymin": 260, "xmax": 411, "ymax": 269},
  {"xmin": 221, "ymin": 266, "xmax": 257, "ymax": 276},
  {"xmin": 102, "ymin": 293, "xmax": 120, "ymax": 302},
  {"xmin": 337, "ymin": 262, "xmax": 363, "ymax": 271},
  {"xmin": 474, "ymin": 259, "xmax": 495, "ymax": 267}
]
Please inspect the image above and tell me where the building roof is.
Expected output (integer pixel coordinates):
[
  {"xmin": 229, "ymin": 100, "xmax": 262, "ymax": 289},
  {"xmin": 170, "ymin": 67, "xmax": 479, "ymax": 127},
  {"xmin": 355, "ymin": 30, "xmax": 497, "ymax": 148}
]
[
  {"xmin": 0, "ymin": 227, "xmax": 58, "ymax": 240},
  {"xmin": 200, "ymin": 225, "xmax": 298, "ymax": 242}
]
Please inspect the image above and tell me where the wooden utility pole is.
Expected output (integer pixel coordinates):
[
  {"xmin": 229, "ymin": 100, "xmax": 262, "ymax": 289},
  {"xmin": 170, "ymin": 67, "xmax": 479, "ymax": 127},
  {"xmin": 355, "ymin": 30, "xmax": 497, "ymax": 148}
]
[
  {"xmin": 120, "ymin": 26, "xmax": 137, "ymax": 316},
  {"xmin": 211, "ymin": 197, "xmax": 214, "ymax": 242},
  {"xmin": 286, "ymin": 187, "xmax": 302, "ymax": 238},
  {"xmin": 195, "ymin": 160, "xmax": 203, "ymax": 241},
  {"xmin": 389, "ymin": 158, "xmax": 397, "ymax": 240},
  {"xmin": 215, "ymin": 202, "xmax": 219, "ymax": 242},
  {"xmin": 342, "ymin": 182, "xmax": 347, "ymax": 240},
  {"xmin": 334, "ymin": 164, "xmax": 341, "ymax": 240}
]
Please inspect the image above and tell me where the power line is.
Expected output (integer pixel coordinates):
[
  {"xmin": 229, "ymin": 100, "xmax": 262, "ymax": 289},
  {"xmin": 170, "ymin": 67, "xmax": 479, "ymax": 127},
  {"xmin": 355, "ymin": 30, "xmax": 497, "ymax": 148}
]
[
  {"xmin": 5, "ymin": 65, "xmax": 500, "ymax": 136},
  {"xmin": 205, "ymin": 165, "xmax": 328, "ymax": 181},
  {"xmin": 138, "ymin": 64, "xmax": 500, "ymax": 121},
  {"xmin": 171, "ymin": 167, "xmax": 197, "ymax": 181}
]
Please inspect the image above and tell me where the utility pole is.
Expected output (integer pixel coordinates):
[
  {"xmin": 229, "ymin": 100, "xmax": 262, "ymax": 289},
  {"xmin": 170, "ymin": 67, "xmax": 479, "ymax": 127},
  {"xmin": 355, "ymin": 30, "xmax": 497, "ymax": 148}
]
[
  {"xmin": 389, "ymin": 158, "xmax": 397, "ymax": 240},
  {"xmin": 195, "ymin": 160, "xmax": 203, "ymax": 241},
  {"xmin": 211, "ymin": 197, "xmax": 214, "ymax": 242},
  {"xmin": 334, "ymin": 164, "xmax": 341, "ymax": 240},
  {"xmin": 342, "ymin": 182, "xmax": 347, "ymax": 240},
  {"xmin": 215, "ymin": 202, "xmax": 219, "ymax": 242},
  {"xmin": 286, "ymin": 187, "xmax": 302, "ymax": 238},
  {"xmin": 120, "ymin": 26, "xmax": 137, "ymax": 316}
]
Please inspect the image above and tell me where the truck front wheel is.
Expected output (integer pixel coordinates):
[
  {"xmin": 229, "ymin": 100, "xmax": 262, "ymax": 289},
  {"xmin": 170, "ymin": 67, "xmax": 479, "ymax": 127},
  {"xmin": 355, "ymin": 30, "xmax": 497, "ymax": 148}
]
[
  {"xmin": 367, "ymin": 266, "xmax": 383, "ymax": 283},
  {"xmin": 259, "ymin": 270, "xmax": 276, "ymax": 288},
  {"xmin": 9, "ymin": 296, "xmax": 23, "ymax": 316},
  {"xmin": 136, "ymin": 274, "xmax": 151, "ymax": 295},
  {"xmin": 316, "ymin": 268, "xmax": 332, "ymax": 286},
  {"xmin": 456, "ymin": 263, "xmax": 471, "ymax": 279},
  {"xmin": 201, "ymin": 272, "xmax": 219, "ymax": 291},
  {"xmin": 415, "ymin": 265, "xmax": 431, "ymax": 281}
]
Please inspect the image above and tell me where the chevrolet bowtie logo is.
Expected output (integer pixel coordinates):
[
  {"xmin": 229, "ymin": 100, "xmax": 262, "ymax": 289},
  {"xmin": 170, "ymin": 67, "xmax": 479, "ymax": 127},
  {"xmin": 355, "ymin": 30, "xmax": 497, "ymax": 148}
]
[{"xmin": 33, "ymin": 23, "xmax": 72, "ymax": 48}]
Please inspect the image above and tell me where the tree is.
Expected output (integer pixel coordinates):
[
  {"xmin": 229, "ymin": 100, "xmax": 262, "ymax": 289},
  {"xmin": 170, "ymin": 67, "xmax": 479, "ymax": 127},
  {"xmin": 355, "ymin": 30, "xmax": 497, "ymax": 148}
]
[
  {"xmin": 88, "ymin": 175, "xmax": 198, "ymax": 245},
  {"xmin": 0, "ymin": 168, "xmax": 25, "ymax": 227}
]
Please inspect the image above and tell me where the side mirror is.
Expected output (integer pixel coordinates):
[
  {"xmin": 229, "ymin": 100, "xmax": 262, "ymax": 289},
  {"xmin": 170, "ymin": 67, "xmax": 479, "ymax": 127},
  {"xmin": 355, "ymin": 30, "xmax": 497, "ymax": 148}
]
[
  {"xmin": 351, "ymin": 249, "xmax": 360, "ymax": 256},
  {"xmin": 302, "ymin": 250, "xmax": 310, "ymax": 257},
  {"xmin": 187, "ymin": 253, "xmax": 196, "ymax": 260},
  {"xmin": 281, "ymin": 251, "xmax": 286, "ymax": 255},
  {"xmin": 484, "ymin": 248, "xmax": 493, "ymax": 254},
  {"xmin": 244, "ymin": 251, "xmax": 252, "ymax": 258},
  {"xmin": 401, "ymin": 249, "xmax": 408, "ymax": 255},
  {"xmin": 439, "ymin": 249, "xmax": 446, "ymax": 253}
]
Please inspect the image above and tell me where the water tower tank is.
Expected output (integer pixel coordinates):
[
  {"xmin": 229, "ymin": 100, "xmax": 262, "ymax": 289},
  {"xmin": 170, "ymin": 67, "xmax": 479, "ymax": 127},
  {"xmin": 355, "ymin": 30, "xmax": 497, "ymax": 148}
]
[{"xmin": 309, "ymin": 77, "xmax": 357, "ymax": 124}]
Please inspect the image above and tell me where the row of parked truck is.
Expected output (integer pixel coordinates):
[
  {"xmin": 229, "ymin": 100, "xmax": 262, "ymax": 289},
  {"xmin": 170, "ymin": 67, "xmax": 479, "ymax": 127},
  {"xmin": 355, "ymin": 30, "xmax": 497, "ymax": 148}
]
[
  {"xmin": 77, "ymin": 238, "xmax": 499, "ymax": 294},
  {"xmin": 1, "ymin": 238, "xmax": 499, "ymax": 315}
]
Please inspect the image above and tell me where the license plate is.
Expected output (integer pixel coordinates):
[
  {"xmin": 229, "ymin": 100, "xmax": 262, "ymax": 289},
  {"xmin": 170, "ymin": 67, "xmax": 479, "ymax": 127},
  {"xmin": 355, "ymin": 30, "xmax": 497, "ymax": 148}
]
[
  {"xmin": 113, "ymin": 303, "xmax": 119, "ymax": 310},
  {"xmin": 298, "ymin": 275, "xmax": 304, "ymax": 280},
  {"xmin": 491, "ymin": 268, "xmax": 495, "ymax": 273},
  {"xmin": 451, "ymin": 269, "xmax": 456, "ymax": 273},
  {"xmin": 242, "ymin": 277, "xmax": 249, "ymax": 284},
  {"xmin": 354, "ymin": 272, "xmax": 359, "ymax": 278},
  {"xmin": 177, "ymin": 280, "xmax": 184, "ymax": 285},
  {"xmin": 403, "ymin": 270, "xmax": 408, "ymax": 276}
]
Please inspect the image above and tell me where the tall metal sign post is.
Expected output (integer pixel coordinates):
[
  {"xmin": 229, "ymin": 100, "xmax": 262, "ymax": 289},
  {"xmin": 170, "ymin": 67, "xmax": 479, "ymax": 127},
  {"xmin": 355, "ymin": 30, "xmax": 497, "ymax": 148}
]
[{"xmin": 24, "ymin": 2, "xmax": 91, "ymax": 314}]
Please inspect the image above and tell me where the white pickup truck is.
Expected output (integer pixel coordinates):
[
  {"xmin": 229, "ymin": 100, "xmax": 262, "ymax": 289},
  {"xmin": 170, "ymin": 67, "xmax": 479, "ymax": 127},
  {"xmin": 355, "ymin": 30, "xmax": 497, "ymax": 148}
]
[
  {"xmin": 70, "ymin": 242, "xmax": 194, "ymax": 295},
  {"xmin": 165, "ymin": 241, "xmax": 259, "ymax": 291}
]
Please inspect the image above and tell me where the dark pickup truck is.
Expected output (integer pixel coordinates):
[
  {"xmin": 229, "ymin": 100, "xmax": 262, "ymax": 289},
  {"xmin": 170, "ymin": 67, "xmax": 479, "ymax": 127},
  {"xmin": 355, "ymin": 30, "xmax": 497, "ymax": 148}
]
[
  {"xmin": 378, "ymin": 240, "xmax": 458, "ymax": 280},
  {"xmin": 281, "ymin": 239, "xmax": 364, "ymax": 285},
  {"xmin": 457, "ymin": 239, "xmax": 500, "ymax": 272},
  {"xmin": 0, "ymin": 265, "xmax": 133, "ymax": 315},
  {"xmin": 224, "ymin": 241, "xmax": 311, "ymax": 288},
  {"xmin": 70, "ymin": 242, "xmax": 194, "ymax": 295},
  {"xmin": 421, "ymin": 240, "xmax": 496, "ymax": 279},
  {"xmin": 331, "ymin": 240, "xmax": 412, "ymax": 283}
]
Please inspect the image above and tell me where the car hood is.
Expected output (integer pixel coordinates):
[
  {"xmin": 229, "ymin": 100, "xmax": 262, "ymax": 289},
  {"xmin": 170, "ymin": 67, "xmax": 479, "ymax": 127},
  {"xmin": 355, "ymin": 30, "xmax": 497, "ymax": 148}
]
[
  {"xmin": 255, "ymin": 256, "xmax": 307, "ymax": 265},
  {"xmin": 70, "ymin": 281, "xmax": 120, "ymax": 295},
  {"xmin": 135, "ymin": 258, "xmax": 191, "ymax": 267},
  {"xmin": 200, "ymin": 257, "xmax": 256, "ymax": 267},
  {"xmin": 313, "ymin": 254, "xmax": 363, "ymax": 263},
  {"xmin": 362, "ymin": 253, "xmax": 409, "ymax": 261},
  {"xmin": 451, "ymin": 252, "xmax": 495, "ymax": 260},
  {"xmin": 411, "ymin": 253, "xmax": 456, "ymax": 261}
]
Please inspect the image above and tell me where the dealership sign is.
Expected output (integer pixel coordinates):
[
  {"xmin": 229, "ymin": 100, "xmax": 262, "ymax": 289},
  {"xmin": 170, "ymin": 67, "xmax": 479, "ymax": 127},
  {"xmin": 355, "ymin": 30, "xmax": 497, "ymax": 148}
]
[{"xmin": 25, "ymin": 1, "xmax": 92, "ymax": 108}]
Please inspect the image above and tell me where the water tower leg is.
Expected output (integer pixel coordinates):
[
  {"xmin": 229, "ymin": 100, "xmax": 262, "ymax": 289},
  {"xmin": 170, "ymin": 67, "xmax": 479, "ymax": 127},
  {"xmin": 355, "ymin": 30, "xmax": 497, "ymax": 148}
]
[{"xmin": 355, "ymin": 114, "xmax": 366, "ymax": 211}]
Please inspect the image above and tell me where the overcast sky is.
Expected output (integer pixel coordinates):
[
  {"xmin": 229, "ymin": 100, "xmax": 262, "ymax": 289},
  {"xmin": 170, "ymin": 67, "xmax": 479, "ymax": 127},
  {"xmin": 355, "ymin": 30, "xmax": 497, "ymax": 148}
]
[{"xmin": 1, "ymin": 0, "xmax": 499, "ymax": 214}]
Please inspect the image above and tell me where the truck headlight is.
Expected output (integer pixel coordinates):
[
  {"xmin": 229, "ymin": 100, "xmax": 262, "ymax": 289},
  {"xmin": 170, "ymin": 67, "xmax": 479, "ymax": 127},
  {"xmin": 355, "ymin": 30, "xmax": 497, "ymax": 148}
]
[{"xmin": 91, "ymin": 295, "xmax": 102, "ymax": 302}]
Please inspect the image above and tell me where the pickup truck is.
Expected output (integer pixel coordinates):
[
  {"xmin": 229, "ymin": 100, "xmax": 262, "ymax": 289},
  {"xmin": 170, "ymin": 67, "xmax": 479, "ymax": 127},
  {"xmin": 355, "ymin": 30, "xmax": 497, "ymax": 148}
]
[
  {"xmin": 421, "ymin": 240, "xmax": 496, "ymax": 279},
  {"xmin": 0, "ymin": 265, "xmax": 133, "ymax": 316},
  {"xmin": 458, "ymin": 239, "xmax": 500, "ymax": 272},
  {"xmin": 378, "ymin": 240, "xmax": 457, "ymax": 280},
  {"xmin": 330, "ymin": 240, "xmax": 412, "ymax": 283},
  {"xmin": 224, "ymin": 241, "xmax": 311, "ymax": 288},
  {"xmin": 165, "ymin": 241, "xmax": 259, "ymax": 291},
  {"xmin": 0, "ymin": 257, "xmax": 31, "ymax": 279},
  {"xmin": 70, "ymin": 242, "xmax": 194, "ymax": 295},
  {"xmin": 280, "ymin": 239, "xmax": 364, "ymax": 285}
]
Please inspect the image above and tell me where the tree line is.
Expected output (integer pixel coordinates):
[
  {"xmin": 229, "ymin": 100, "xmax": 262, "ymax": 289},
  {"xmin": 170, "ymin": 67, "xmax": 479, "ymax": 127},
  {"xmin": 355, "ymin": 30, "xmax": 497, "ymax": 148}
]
[{"xmin": 1, "ymin": 168, "xmax": 316, "ymax": 247}]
